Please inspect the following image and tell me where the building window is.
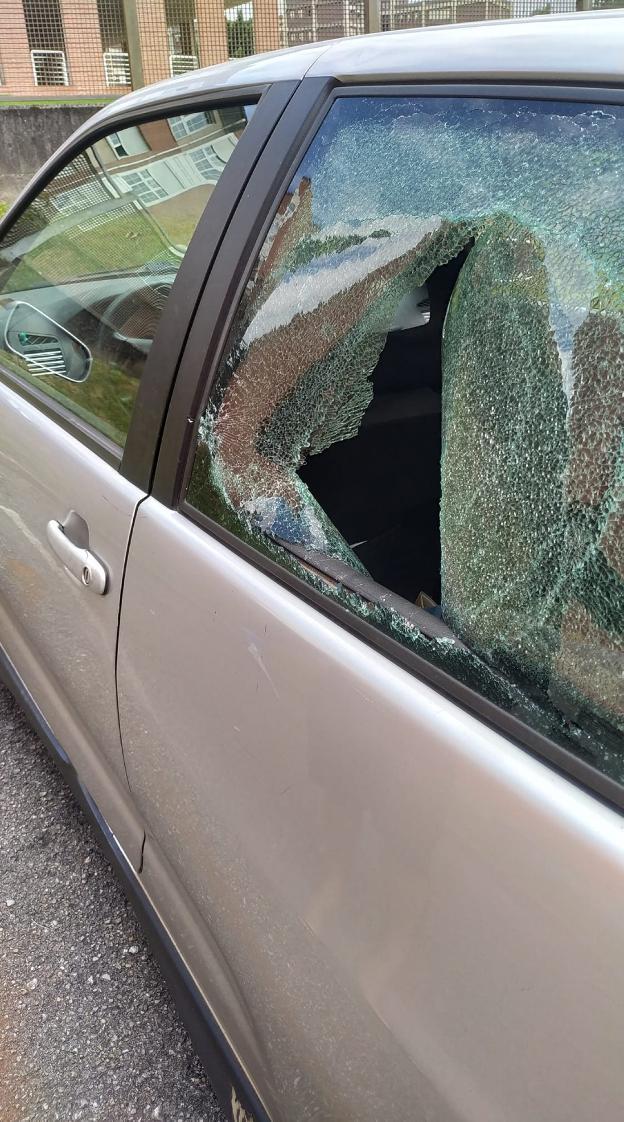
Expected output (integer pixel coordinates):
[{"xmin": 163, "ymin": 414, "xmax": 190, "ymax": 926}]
[
  {"xmin": 23, "ymin": 0, "xmax": 65, "ymax": 51},
  {"xmin": 107, "ymin": 132, "xmax": 129, "ymax": 158},
  {"xmin": 169, "ymin": 112, "xmax": 217, "ymax": 140},
  {"xmin": 119, "ymin": 169, "xmax": 168, "ymax": 205},
  {"xmin": 97, "ymin": 0, "xmax": 131, "ymax": 85},
  {"xmin": 23, "ymin": 0, "xmax": 68, "ymax": 86},
  {"xmin": 166, "ymin": 0, "xmax": 200, "ymax": 73},
  {"xmin": 189, "ymin": 143, "xmax": 227, "ymax": 181},
  {"xmin": 96, "ymin": 0, "xmax": 128, "ymax": 51}
]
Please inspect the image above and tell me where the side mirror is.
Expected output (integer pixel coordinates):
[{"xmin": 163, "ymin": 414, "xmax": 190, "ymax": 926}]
[{"xmin": 2, "ymin": 299, "xmax": 91, "ymax": 383}]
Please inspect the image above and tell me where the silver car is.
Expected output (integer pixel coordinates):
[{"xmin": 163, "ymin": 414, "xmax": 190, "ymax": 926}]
[{"xmin": 0, "ymin": 11, "xmax": 623, "ymax": 1121}]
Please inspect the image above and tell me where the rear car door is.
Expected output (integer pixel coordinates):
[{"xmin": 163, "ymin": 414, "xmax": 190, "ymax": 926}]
[
  {"xmin": 118, "ymin": 82, "xmax": 624, "ymax": 1120},
  {"xmin": 0, "ymin": 88, "xmax": 286, "ymax": 862}
]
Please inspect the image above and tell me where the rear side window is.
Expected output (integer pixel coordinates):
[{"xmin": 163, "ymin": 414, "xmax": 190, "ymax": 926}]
[
  {"xmin": 188, "ymin": 96, "xmax": 624, "ymax": 784},
  {"xmin": 0, "ymin": 105, "xmax": 251, "ymax": 447}
]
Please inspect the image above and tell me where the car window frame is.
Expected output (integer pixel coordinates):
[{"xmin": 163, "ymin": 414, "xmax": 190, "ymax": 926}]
[
  {"xmin": 154, "ymin": 75, "xmax": 624, "ymax": 815},
  {"xmin": 0, "ymin": 80, "xmax": 298, "ymax": 481}
]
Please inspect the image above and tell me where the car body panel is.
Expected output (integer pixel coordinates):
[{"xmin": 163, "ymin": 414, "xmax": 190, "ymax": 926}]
[
  {"xmin": 0, "ymin": 637, "xmax": 273, "ymax": 1122},
  {"xmin": 118, "ymin": 500, "xmax": 624, "ymax": 1122},
  {"xmin": 307, "ymin": 9, "xmax": 624, "ymax": 83},
  {"xmin": 0, "ymin": 380, "xmax": 145, "ymax": 865}
]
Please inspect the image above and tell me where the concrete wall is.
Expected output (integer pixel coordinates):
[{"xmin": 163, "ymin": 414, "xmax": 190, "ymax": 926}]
[{"xmin": 0, "ymin": 105, "xmax": 97, "ymax": 203}]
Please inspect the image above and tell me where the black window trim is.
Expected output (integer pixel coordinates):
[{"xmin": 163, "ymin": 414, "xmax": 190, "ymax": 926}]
[
  {"xmin": 152, "ymin": 75, "xmax": 339, "ymax": 503},
  {"xmin": 0, "ymin": 80, "xmax": 299, "ymax": 481},
  {"xmin": 120, "ymin": 81, "xmax": 298, "ymax": 491},
  {"xmin": 159, "ymin": 76, "xmax": 624, "ymax": 816}
]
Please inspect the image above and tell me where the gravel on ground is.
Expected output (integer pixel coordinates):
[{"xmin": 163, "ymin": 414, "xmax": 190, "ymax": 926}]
[{"xmin": 0, "ymin": 684, "xmax": 226, "ymax": 1122}]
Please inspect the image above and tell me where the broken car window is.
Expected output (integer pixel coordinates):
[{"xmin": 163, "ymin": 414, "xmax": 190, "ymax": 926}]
[{"xmin": 188, "ymin": 96, "xmax": 623, "ymax": 782}]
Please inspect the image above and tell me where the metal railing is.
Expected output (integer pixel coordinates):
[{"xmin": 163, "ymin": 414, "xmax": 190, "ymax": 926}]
[
  {"xmin": 103, "ymin": 47, "xmax": 131, "ymax": 84},
  {"xmin": 169, "ymin": 52, "xmax": 200, "ymax": 75},
  {"xmin": 30, "ymin": 47, "xmax": 69, "ymax": 86}
]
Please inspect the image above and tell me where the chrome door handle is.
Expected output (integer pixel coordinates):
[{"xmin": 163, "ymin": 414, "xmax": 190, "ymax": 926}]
[{"xmin": 46, "ymin": 519, "xmax": 108, "ymax": 596}]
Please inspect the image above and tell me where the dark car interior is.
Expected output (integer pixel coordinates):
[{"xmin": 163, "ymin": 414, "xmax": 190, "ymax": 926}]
[{"xmin": 299, "ymin": 246, "xmax": 472, "ymax": 608}]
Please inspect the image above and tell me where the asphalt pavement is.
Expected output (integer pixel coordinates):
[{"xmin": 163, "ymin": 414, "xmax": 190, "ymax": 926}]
[{"xmin": 0, "ymin": 684, "xmax": 226, "ymax": 1122}]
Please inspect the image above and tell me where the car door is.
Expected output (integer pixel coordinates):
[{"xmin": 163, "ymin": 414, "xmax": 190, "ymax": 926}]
[
  {"xmin": 117, "ymin": 81, "xmax": 624, "ymax": 1121},
  {"xmin": 0, "ymin": 86, "xmax": 290, "ymax": 864}
]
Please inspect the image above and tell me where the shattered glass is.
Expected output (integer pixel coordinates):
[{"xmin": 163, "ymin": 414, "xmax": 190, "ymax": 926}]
[{"xmin": 189, "ymin": 96, "xmax": 624, "ymax": 779}]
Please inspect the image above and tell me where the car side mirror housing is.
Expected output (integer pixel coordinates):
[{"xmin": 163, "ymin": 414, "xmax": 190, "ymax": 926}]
[{"xmin": 1, "ymin": 299, "xmax": 92, "ymax": 383}]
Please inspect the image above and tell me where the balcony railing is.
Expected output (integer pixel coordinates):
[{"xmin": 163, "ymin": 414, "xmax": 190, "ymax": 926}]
[
  {"xmin": 31, "ymin": 49, "xmax": 69, "ymax": 87},
  {"xmin": 103, "ymin": 48, "xmax": 131, "ymax": 86},
  {"xmin": 169, "ymin": 53, "xmax": 199, "ymax": 76}
]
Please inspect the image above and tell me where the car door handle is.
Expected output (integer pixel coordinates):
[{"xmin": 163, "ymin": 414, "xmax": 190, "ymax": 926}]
[{"xmin": 46, "ymin": 519, "xmax": 108, "ymax": 596}]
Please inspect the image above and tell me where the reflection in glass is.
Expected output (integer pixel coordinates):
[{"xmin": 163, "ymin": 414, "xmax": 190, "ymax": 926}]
[{"xmin": 0, "ymin": 105, "xmax": 251, "ymax": 445}]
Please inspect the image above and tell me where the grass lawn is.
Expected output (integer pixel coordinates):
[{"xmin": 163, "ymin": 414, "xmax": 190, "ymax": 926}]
[{"xmin": 0, "ymin": 98, "xmax": 113, "ymax": 108}]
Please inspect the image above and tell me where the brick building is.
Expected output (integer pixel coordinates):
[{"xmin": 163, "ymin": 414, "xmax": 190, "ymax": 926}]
[
  {"xmin": 0, "ymin": 0, "xmax": 608, "ymax": 100},
  {"xmin": 0, "ymin": 0, "xmax": 261, "ymax": 99}
]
